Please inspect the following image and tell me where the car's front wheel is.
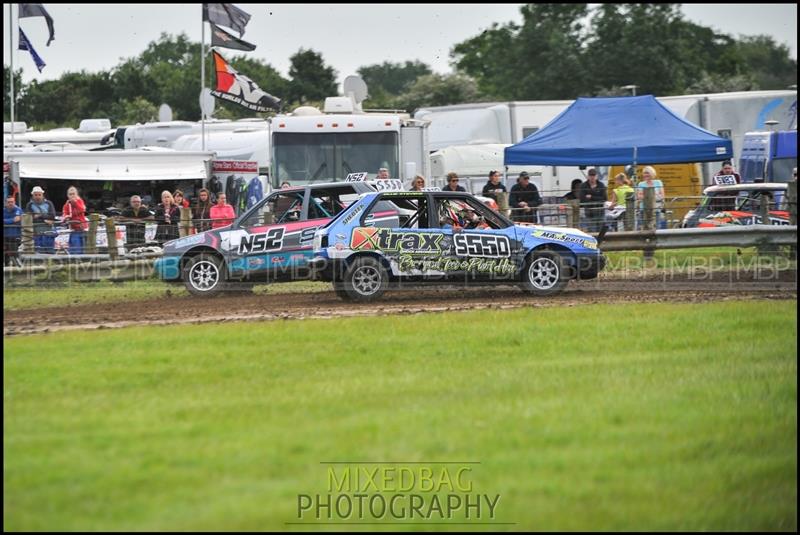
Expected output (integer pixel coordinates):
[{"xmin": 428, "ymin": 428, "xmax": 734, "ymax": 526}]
[
  {"xmin": 183, "ymin": 253, "xmax": 227, "ymax": 297},
  {"xmin": 520, "ymin": 251, "xmax": 569, "ymax": 296},
  {"xmin": 339, "ymin": 257, "xmax": 388, "ymax": 302}
]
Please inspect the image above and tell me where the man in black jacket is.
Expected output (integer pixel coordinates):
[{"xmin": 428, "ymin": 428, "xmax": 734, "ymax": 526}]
[
  {"xmin": 579, "ymin": 169, "xmax": 607, "ymax": 232},
  {"xmin": 509, "ymin": 172, "xmax": 542, "ymax": 223}
]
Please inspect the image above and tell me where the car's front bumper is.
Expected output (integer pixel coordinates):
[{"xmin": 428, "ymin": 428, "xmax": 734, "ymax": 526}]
[
  {"xmin": 154, "ymin": 256, "xmax": 181, "ymax": 281},
  {"xmin": 576, "ymin": 252, "xmax": 606, "ymax": 280}
]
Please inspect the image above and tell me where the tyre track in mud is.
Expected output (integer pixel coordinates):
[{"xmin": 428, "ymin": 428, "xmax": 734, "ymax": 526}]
[{"xmin": 4, "ymin": 269, "xmax": 796, "ymax": 336}]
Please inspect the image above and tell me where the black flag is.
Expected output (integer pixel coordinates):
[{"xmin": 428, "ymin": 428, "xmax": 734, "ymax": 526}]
[
  {"xmin": 202, "ymin": 3, "xmax": 251, "ymax": 37},
  {"xmin": 210, "ymin": 22, "xmax": 256, "ymax": 51},
  {"xmin": 19, "ymin": 3, "xmax": 55, "ymax": 46}
]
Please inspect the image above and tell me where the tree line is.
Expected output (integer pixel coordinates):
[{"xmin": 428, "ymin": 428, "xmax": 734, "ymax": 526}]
[{"xmin": 4, "ymin": 4, "xmax": 796, "ymax": 130}]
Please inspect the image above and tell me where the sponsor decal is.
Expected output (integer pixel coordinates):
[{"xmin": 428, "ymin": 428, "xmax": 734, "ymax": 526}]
[
  {"xmin": 271, "ymin": 256, "xmax": 286, "ymax": 264},
  {"xmin": 351, "ymin": 228, "xmax": 443, "ymax": 254},
  {"xmin": 533, "ymin": 229, "xmax": 597, "ymax": 250},
  {"xmin": 398, "ymin": 254, "xmax": 516, "ymax": 275},
  {"xmin": 248, "ymin": 257, "xmax": 266, "ymax": 267},
  {"xmin": 173, "ymin": 233, "xmax": 206, "ymax": 248},
  {"xmin": 300, "ymin": 226, "xmax": 320, "ymax": 246},
  {"xmin": 238, "ymin": 227, "xmax": 285, "ymax": 254},
  {"xmin": 341, "ymin": 204, "xmax": 364, "ymax": 226},
  {"xmin": 453, "ymin": 233, "xmax": 511, "ymax": 258}
]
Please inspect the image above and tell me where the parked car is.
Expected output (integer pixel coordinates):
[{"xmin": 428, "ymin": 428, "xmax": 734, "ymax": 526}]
[
  {"xmin": 310, "ymin": 190, "xmax": 605, "ymax": 302},
  {"xmin": 154, "ymin": 180, "xmax": 398, "ymax": 296},
  {"xmin": 682, "ymin": 183, "xmax": 790, "ymax": 228}
]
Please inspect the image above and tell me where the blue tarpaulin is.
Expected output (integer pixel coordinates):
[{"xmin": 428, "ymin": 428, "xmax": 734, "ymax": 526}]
[{"xmin": 504, "ymin": 95, "xmax": 733, "ymax": 166}]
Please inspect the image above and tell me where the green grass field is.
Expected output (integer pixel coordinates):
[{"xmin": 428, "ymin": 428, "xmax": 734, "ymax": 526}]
[{"xmin": 3, "ymin": 300, "xmax": 797, "ymax": 531}]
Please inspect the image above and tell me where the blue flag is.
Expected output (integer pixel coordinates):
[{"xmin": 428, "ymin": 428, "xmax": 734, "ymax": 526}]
[{"xmin": 19, "ymin": 28, "xmax": 46, "ymax": 73}]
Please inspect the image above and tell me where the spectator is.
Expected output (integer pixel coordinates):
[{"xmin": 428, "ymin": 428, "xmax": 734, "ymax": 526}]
[
  {"xmin": 192, "ymin": 188, "xmax": 214, "ymax": 233},
  {"xmin": 376, "ymin": 167, "xmax": 390, "ymax": 180},
  {"xmin": 62, "ymin": 186, "xmax": 89, "ymax": 254},
  {"xmin": 280, "ymin": 181, "xmax": 292, "ymax": 189},
  {"xmin": 482, "ymin": 170, "xmax": 507, "ymax": 202},
  {"xmin": 636, "ymin": 166, "xmax": 666, "ymax": 230},
  {"xmin": 509, "ymin": 171, "xmax": 542, "ymax": 223},
  {"xmin": 119, "ymin": 195, "xmax": 152, "ymax": 247},
  {"xmin": 153, "ymin": 190, "xmax": 181, "ymax": 244},
  {"xmin": 210, "ymin": 192, "xmax": 236, "ymax": 229},
  {"xmin": 173, "ymin": 189, "xmax": 190, "ymax": 209},
  {"xmin": 3, "ymin": 196, "xmax": 23, "ymax": 266},
  {"xmin": 410, "ymin": 175, "xmax": 426, "ymax": 191},
  {"xmin": 442, "ymin": 172, "xmax": 466, "ymax": 192},
  {"xmin": 608, "ymin": 173, "xmax": 634, "ymax": 208},
  {"xmin": 579, "ymin": 169, "xmax": 607, "ymax": 232},
  {"xmin": 713, "ymin": 160, "xmax": 741, "ymax": 185},
  {"xmin": 25, "ymin": 186, "xmax": 56, "ymax": 253},
  {"xmin": 562, "ymin": 179, "xmax": 583, "ymax": 201}
]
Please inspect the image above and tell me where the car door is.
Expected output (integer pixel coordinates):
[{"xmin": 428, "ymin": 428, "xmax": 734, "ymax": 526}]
[{"xmin": 429, "ymin": 194, "xmax": 521, "ymax": 281}]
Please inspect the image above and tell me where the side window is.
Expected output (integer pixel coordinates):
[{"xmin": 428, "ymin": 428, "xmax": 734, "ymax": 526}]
[
  {"xmin": 308, "ymin": 186, "xmax": 358, "ymax": 220},
  {"xmin": 362, "ymin": 197, "xmax": 426, "ymax": 229},
  {"xmin": 434, "ymin": 197, "xmax": 506, "ymax": 230},
  {"xmin": 241, "ymin": 191, "xmax": 304, "ymax": 227}
]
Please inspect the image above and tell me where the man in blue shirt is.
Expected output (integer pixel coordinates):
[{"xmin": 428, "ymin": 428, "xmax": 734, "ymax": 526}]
[{"xmin": 4, "ymin": 196, "xmax": 23, "ymax": 266}]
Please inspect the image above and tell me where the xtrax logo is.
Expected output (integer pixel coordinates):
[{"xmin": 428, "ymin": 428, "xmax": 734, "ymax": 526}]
[
  {"xmin": 351, "ymin": 227, "xmax": 443, "ymax": 253},
  {"xmin": 238, "ymin": 227, "xmax": 285, "ymax": 254},
  {"xmin": 453, "ymin": 233, "xmax": 511, "ymax": 258}
]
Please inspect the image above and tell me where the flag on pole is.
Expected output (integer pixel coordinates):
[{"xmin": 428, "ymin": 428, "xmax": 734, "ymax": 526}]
[
  {"xmin": 18, "ymin": 28, "xmax": 46, "ymax": 73},
  {"xmin": 202, "ymin": 3, "xmax": 251, "ymax": 37},
  {"xmin": 210, "ymin": 22, "xmax": 256, "ymax": 51},
  {"xmin": 19, "ymin": 3, "xmax": 55, "ymax": 46},
  {"xmin": 210, "ymin": 50, "xmax": 280, "ymax": 112}
]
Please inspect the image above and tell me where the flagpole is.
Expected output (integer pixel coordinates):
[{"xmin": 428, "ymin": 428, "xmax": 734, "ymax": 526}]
[
  {"xmin": 9, "ymin": 3, "xmax": 15, "ymax": 148},
  {"xmin": 201, "ymin": 10, "xmax": 205, "ymax": 151}
]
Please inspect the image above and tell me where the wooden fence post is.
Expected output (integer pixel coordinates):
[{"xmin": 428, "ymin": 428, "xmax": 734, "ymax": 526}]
[
  {"xmin": 567, "ymin": 199, "xmax": 580, "ymax": 229},
  {"xmin": 104, "ymin": 218, "xmax": 119, "ymax": 260},
  {"xmin": 759, "ymin": 193, "xmax": 770, "ymax": 224},
  {"xmin": 21, "ymin": 213, "xmax": 34, "ymax": 254},
  {"xmin": 643, "ymin": 187, "xmax": 655, "ymax": 231},
  {"xmin": 496, "ymin": 192, "xmax": 510, "ymax": 217},
  {"xmin": 179, "ymin": 207, "xmax": 193, "ymax": 237},
  {"xmin": 86, "ymin": 213, "xmax": 100, "ymax": 254},
  {"xmin": 624, "ymin": 192, "xmax": 635, "ymax": 231}
]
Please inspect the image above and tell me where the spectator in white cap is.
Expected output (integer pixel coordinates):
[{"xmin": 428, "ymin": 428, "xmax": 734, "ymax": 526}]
[
  {"xmin": 25, "ymin": 186, "xmax": 57, "ymax": 253},
  {"xmin": 376, "ymin": 168, "xmax": 390, "ymax": 180}
]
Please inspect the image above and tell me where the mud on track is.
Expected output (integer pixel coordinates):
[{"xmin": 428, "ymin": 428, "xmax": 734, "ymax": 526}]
[{"xmin": 4, "ymin": 269, "xmax": 797, "ymax": 336}]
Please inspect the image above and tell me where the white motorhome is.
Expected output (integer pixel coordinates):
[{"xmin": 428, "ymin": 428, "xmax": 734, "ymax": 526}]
[
  {"xmin": 171, "ymin": 123, "xmax": 270, "ymax": 172},
  {"xmin": 269, "ymin": 76, "xmax": 429, "ymax": 188},
  {"xmin": 117, "ymin": 118, "xmax": 269, "ymax": 151},
  {"xmin": 416, "ymin": 90, "xmax": 798, "ymax": 191},
  {"xmin": 3, "ymin": 118, "xmax": 114, "ymax": 150}
]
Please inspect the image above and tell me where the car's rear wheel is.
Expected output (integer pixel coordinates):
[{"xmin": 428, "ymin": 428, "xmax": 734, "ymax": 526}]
[
  {"xmin": 520, "ymin": 251, "xmax": 569, "ymax": 296},
  {"xmin": 340, "ymin": 257, "xmax": 388, "ymax": 302},
  {"xmin": 183, "ymin": 253, "xmax": 227, "ymax": 297}
]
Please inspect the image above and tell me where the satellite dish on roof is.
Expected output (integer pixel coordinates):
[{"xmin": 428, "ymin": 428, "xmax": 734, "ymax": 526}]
[
  {"xmin": 343, "ymin": 75, "xmax": 368, "ymax": 104},
  {"xmin": 158, "ymin": 104, "xmax": 173, "ymax": 122}
]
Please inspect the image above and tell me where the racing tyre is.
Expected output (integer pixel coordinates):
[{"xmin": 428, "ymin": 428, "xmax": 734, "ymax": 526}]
[
  {"xmin": 521, "ymin": 251, "xmax": 569, "ymax": 296},
  {"xmin": 341, "ymin": 257, "xmax": 388, "ymax": 302},
  {"xmin": 183, "ymin": 253, "xmax": 227, "ymax": 297}
]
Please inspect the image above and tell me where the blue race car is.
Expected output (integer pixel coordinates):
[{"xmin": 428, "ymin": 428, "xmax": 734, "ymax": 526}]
[{"xmin": 310, "ymin": 190, "xmax": 605, "ymax": 301}]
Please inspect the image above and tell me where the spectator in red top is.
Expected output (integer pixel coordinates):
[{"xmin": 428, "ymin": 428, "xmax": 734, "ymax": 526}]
[
  {"xmin": 62, "ymin": 186, "xmax": 88, "ymax": 254},
  {"xmin": 210, "ymin": 192, "xmax": 236, "ymax": 229}
]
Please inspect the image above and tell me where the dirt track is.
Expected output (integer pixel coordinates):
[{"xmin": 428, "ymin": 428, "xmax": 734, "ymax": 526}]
[{"xmin": 4, "ymin": 269, "xmax": 797, "ymax": 336}]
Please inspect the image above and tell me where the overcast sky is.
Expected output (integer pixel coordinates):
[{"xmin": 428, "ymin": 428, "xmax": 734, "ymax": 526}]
[{"xmin": 4, "ymin": 3, "xmax": 797, "ymax": 89}]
